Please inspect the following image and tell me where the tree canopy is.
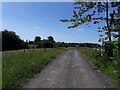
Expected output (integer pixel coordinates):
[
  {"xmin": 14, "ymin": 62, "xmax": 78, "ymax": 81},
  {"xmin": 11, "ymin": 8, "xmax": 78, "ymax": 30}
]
[
  {"xmin": 2, "ymin": 30, "xmax": 28, "ymax": 51},
  {"xmin": 34, "ymin": 36, "xmax": 41, "ymax": 44},
  {"xmin": 60, "ymin": 2, "xmax": 120, "ymax": 42},
  {"xmin": 60, "ymin": 1, "xmax": 120, "ymax": 59},
  {"xmin": 47, "ymin": 36, "xmax": 55, "ymax": 43}
]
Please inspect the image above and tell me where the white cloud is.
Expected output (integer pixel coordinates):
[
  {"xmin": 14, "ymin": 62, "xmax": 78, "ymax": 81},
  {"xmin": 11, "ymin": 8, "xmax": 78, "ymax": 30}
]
[
  {"xmin": 35, "ymin": 26, "xmax": 41, "ymax": 30},
  {"xmin": 77, "ymin": 28, "xmax": 83, "ymax": 31}
]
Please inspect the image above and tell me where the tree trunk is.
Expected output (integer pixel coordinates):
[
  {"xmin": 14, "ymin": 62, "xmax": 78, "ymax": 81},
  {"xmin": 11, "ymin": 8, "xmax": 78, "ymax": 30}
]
[
  {"xmin": 105, "ymin": 2, "xmax": 113, "ymax": 59},
  {"xmin": 106, "ymin": 2, "xmax": 112, "ymax": 42},
  {"xmin": 118, "ymin": 5, "xmax": 120, "ymax": 59},
  {"xmin": 118, "ymin": 31, "xmax": 120, "ymax": 57}
]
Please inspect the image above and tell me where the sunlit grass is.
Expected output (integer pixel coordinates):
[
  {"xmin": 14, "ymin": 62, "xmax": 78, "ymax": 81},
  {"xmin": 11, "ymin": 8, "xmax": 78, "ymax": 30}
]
[
  {"xmin": 2, "ymin": 48, "xmax": 67, "ymax": 88},
  {"xmin": 78, "ymin": 47, "xmax": 119, "ymax": 87}
]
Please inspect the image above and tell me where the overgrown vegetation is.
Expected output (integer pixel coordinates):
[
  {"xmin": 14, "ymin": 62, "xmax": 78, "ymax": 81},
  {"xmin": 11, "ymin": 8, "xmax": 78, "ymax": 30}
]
[
  {"xmin": 2, "ymin": 48, "xmax": 67, "ymax": 88},
  {"xmin": 77, "ymin": 47, "xmax": 119, "ymax": 87}
]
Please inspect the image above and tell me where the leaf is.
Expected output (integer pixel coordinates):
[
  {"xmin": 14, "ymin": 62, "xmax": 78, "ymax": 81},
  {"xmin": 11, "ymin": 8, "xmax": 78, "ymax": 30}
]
[
  {"xmin": 99, "ymin": 34, "xmax": 103, "ymax": 37},
  {"xmin": 93, "ymin": 21, "xmax": 99, "ymax": 24},
  {"xmin": 93, "ymin": 10, "xmax": 96, "ymax": 14},
  {"xmin": 98, "ymin": 30, "xmax": 102, "ymax": 32},
  {"xmin": 98, "ymin": 27, "xmax": 101, "ymax": 29},
  {"xmin": 60, "ymin": 19, "xmax": 68, "ymax": 22},
  {"xmin": 105, "ymin": 36, "xmax": 108, "ymax": 40},
  {"xmin": 98, "ymin": 38, "xmax": 104, "ymax": 42}
]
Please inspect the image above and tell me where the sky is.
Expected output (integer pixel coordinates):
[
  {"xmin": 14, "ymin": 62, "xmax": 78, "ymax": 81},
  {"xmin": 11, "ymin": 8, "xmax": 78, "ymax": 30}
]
[{"xmin": 2, "ymin": 2, "xmax": 103, "ymax": 44}]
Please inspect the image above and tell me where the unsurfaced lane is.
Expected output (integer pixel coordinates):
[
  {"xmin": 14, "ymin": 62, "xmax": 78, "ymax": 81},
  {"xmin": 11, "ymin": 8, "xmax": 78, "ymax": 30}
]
[{"xmin": 23, "ymin": 50, "xmax": 113, "ymax": 88}]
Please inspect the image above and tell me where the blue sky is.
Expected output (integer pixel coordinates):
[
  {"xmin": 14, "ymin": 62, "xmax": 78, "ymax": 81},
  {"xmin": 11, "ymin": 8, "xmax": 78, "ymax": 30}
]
[{"xmin": 2, "ymin": 2, "xmax": 102, "ymax": 44}]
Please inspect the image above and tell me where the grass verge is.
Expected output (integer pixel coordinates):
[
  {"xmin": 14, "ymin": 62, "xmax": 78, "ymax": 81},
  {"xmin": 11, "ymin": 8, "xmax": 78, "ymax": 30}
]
[
  {"xmin": 2, "ymin": 48, "xmax": 67, "ymax": 88},
  {"xmin": 77, "ymin": 47, "xmax": 119, "ymax": 88}
]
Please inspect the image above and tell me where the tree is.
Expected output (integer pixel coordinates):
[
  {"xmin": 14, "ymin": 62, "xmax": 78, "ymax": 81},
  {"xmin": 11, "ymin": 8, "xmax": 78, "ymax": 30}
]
[
  {"xmin": 36, "ymin": 42, "xmax": 42, "ymax": 48},
  {"xmin": 28, "ymin": 40, "xmax": 34, "ymax": 44},
  {"xmin": 47, "ymin": 36, "xmax": 55, "ymax": 43},
  {"xmin": 58, "ymin": 42, "xmax": 65, "ymax": 47},
  {"xmin": 41, "ymin": 40, "xmax": 54, "ymax": 48},
  {"xmin": 34, "ymin": 36, "xmax": 41, "ymax": 45},
  {"xmin": 112, "ymin": 3, "xmax": 120, "ymax": 57},
  {"xmin": 2, "ymin": 30, "xmax": 28, "ymax": 51},
  {"xmin": 60, "ymin": 1, "xmax": 120, "ymax": 59}
]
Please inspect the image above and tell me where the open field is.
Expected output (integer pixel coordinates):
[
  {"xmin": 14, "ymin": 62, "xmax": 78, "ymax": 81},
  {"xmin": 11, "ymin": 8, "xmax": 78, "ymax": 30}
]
[
  {"xmin": 2, "ymin": 48, "xmax": 67, "ymax": 88},
  {"xmin": 77, "ymin": 47, "xmax": 119, "ymax": 87}
]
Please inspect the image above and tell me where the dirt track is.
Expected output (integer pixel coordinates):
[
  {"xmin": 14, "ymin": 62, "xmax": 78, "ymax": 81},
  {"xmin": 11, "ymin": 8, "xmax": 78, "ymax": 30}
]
[{"xmin": 23, "ymin": 50, "xmax": 113, "ymax": 88}]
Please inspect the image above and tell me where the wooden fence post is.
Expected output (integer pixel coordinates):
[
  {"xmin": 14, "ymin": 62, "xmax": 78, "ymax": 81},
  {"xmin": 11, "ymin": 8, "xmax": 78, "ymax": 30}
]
[{"xmin": 24, "ymin": 49, "xmax": 25, "ymax": 53}]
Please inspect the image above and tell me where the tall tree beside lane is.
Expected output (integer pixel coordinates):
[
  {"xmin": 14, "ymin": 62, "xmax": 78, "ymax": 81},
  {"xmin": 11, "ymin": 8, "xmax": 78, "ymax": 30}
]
[{"xmin": 60, "ymin": 1, "xmax": 120, "ymax": 59}]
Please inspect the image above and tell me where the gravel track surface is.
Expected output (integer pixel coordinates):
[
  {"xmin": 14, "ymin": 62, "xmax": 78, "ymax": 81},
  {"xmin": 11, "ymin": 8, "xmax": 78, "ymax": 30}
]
[{"xmin": 23, "ymin": 50, "xmax": 113, "ymax": 88}]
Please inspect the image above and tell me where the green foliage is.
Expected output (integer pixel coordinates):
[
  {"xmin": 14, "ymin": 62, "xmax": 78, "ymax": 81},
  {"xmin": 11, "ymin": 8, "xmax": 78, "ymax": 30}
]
[
  {"xmin": 32, "ymin": 36, "xmax": 55, "ymax": 48},
  {"xmin": 62, "ymin": 2, "xmax": 119, "ymax": 60},
  {"xmin": 34, "ymin": 36, "xmax": 41, "ymax": 45},
  {"xmin": 36, "ymin": 42, "xmax": 42, "ymax": 48},
  {"xmin": 1, "ymin": 30, "xmax": 28, "ymax": 51},
  {"xmin": 42, "ymin": 40, "xmax": 54, "ymax": 48},
  {"xmin": 2, "ymin": 48, "xmax": 67, "ymax": 88},
  {"xmin": 47, "ymin": 36, "xmax": 55, "ymax": 43},
  {"xmin": 79, "ymin": 43, "xmax": 101, "ymax": 48},
  {"xmin": 57, "ymin": 42, "xmax": 101, "ymax": 48},
  {"xmin": 60, "ymin": 2, "xmax": 120, "ymax": 47}
]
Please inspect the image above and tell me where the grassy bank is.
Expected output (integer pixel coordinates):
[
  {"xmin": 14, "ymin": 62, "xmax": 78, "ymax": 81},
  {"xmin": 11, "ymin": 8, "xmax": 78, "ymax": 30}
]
[
  {"xmin": 2, "ymin": 48, "xmax": 67, "ymax": 88},
  {"xmin": 77, "ymin": 47, "xmax": 119, "ymax": 87}
]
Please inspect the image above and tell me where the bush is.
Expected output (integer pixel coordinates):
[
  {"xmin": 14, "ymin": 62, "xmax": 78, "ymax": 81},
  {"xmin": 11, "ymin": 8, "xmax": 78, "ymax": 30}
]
[
  {"xmin": 42, "ymin": 40, "xmax": 54, "ymax": 48},
  {"xmin": 36, "ymin": 42, "xmax": 42, "ymax": 48}
]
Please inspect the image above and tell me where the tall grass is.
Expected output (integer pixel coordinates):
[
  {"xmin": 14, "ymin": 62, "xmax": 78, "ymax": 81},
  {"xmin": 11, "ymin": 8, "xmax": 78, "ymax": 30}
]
[
  {"xmin": 77, "ymin": 47, "xmax": 119, "ymax": 87},
  {"xmin": 2, "ymin": 48, "xmax": 67, "ymax": 88}
]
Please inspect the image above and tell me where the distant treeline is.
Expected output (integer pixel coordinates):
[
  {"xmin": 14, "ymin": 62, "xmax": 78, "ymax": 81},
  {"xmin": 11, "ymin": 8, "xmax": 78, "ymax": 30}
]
[
  {"xmin": 56, "ymin": 42, "xmax": 101, "ymax": 48},
  {"xmin": 1, "ymin": 30, "xmax": 101, "ymax": 51}
]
